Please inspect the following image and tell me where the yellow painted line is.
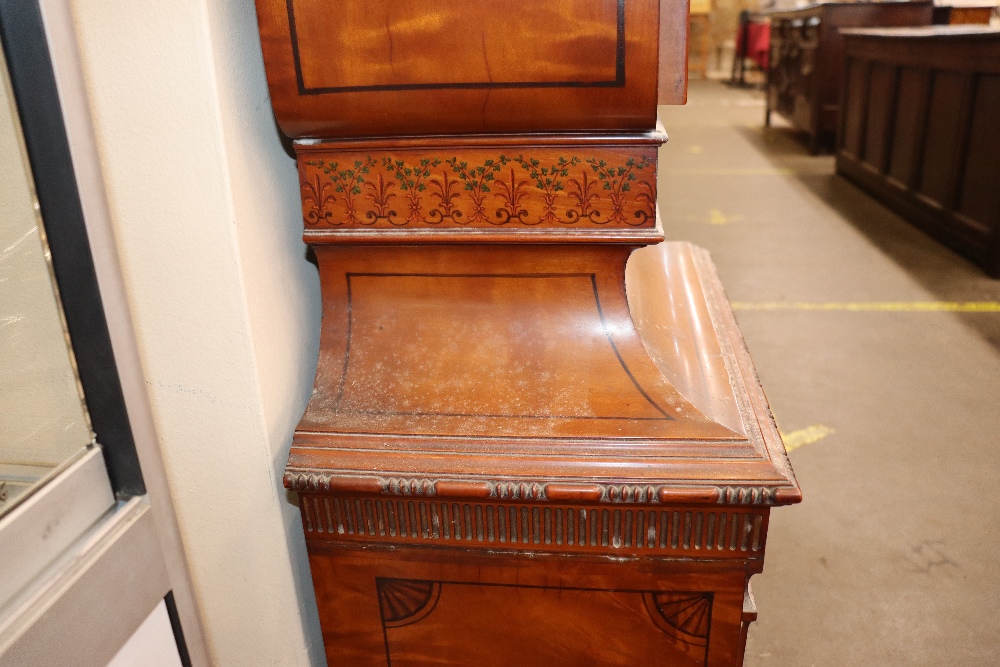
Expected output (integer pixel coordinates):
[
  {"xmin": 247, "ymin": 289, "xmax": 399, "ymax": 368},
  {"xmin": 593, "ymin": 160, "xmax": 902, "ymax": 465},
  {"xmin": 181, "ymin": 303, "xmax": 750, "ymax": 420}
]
[
  {"xmin": 731, "ymin": 301, "xmax": 1000, "ymax": 312},
  {"xmin": 689, "ymin": 208, "xmax": 744, "ymax": 226},
  {"xmin": 780, "ymin": 424, "xmax": 835, "ymax": 453},
  {"xmin": 663, "ymin": 168, "xmax": 795, "ymax": 176},
  {"xmin": 708, "ymin": 209, "xmax": 740, "ymax": 226}
]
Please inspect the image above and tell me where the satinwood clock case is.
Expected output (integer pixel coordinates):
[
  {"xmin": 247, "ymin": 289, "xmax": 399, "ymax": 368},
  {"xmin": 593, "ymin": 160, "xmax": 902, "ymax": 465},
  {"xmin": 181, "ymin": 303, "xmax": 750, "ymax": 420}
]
[{"xmin": 254, "ymin": 1, "xmax": 801, "ymax": 665}]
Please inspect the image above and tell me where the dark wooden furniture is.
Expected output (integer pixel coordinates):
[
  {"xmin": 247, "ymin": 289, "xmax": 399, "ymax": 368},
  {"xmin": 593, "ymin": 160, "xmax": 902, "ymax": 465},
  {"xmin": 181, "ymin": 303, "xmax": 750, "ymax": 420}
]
[
  {"xmin": 933, "ymin": 5, "xmax": 995, "ymax": 25},
  {"xmin": 766, "ymin": 1, "xmax": 933, "ymax": 153},
  {"xmin": 837, "ymin": 26, "xmax": 1000, "ymax": 277},
  {"xmin": 254, "ymin": 1, "xmax": 801, "ymax": 664}
]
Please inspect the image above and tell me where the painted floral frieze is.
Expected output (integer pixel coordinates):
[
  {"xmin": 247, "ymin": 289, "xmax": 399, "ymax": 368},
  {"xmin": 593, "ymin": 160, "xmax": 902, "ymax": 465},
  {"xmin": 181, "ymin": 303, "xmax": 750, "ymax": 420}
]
[{"xmin": 299, "ymin": 150, "xmax": 657, "ymax": 229}]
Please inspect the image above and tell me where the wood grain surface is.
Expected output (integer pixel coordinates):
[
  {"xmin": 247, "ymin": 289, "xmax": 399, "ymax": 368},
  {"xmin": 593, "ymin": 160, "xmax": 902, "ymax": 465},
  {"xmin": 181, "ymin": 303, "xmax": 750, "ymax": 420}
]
[
  {"xmin": 255, "ymin": 0, "xmax": 664, "ymax": 137},
  {"xmin": 305, "ymin": 544, "xmax": 751, "ymax": 667}
]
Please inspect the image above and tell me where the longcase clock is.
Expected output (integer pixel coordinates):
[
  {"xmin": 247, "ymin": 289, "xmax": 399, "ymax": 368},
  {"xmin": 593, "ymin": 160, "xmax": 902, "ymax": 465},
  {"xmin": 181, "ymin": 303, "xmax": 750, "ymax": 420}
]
[{"xmin": 254, "ymin": 1, "xmax": 801, "ymax": 664}]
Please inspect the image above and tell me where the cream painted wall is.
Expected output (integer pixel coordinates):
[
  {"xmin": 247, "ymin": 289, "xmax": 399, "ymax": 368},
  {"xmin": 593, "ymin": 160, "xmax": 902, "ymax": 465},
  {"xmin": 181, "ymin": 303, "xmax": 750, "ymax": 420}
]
[{"xmin": 67, "ymin": 1, "xmax": 323, "ymax": 664}]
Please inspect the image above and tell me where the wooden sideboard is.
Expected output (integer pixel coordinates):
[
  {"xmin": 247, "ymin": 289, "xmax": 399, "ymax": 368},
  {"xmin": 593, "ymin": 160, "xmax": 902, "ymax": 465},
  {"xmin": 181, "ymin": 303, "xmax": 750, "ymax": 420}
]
[
  {"xmin": 766, "ymin": 1, "xmax": 933, "ymax": 153},
  {"xmin": 837, "ymin": 26, "xmax": 1000, "ymax": 277},
  {"xmin": 254, "ymin": 1, "xmax": 801, "ymax": 664}
]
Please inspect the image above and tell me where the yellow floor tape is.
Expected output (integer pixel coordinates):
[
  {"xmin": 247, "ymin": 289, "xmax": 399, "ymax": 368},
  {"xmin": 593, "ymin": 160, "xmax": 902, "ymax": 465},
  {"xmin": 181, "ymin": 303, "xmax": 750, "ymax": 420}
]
[
  {"xmin": 731, "ymin": 302, "xmax": 1000, "ymax": 312},
  {"xmin": 663, "ymin": 167, "xmax": 796, "ymax": 176},
  {"xmin": 688, "ymin": 208, "xmax": 744, "ymax": 225},
  {"xmin": 780, "ymin": 424, "xmax": 835, "ymax": 453}
]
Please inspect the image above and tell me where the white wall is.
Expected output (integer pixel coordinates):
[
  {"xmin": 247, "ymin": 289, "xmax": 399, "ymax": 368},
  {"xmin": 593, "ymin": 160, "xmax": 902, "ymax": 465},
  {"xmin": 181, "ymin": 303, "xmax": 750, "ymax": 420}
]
[{"xmin": 67, "ymin": 0, "xmax": 324, "ymax": 663}]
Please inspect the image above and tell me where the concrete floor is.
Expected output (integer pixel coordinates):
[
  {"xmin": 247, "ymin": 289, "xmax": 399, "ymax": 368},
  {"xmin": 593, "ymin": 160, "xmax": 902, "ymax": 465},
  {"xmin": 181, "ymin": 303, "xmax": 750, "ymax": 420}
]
[{"xmin": 657, "ymin": 80, "xmax": 1000, "ymax": 666}]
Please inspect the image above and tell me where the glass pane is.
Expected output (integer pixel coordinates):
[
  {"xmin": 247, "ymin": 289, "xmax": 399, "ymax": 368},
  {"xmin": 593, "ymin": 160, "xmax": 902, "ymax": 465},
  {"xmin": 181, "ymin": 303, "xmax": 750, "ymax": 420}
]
[{"xmin": 0, "ymin": 39, "xmax": 91, "ymax": 516}]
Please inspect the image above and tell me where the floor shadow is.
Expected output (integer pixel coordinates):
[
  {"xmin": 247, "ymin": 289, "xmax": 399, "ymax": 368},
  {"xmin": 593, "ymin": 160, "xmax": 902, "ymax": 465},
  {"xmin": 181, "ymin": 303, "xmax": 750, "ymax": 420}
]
[
  {"xmin": 739, "ymin": 122, "xmax": 832, "ymax": 163},
  {"xmin": 739, "ymin": 111, "xmax": 842, "ymax": 159},
  {"xmin": 735, "ymin": 124, "xmax": 1000, "ymax": 353}
]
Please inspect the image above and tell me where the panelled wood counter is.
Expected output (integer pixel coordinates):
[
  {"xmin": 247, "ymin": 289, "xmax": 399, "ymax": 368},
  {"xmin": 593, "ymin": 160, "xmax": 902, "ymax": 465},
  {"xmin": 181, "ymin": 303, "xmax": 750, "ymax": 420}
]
[
  {"xmin": 765, "ymin": 1, "xmax": 933, "ymax": 153},
  {"xmin": 837, "ymin": 26, "xmax": 1000, "ymax": 277},
  {"xmin": 254, "ymin": 1, "xmax": 801, "ymax": 664}
]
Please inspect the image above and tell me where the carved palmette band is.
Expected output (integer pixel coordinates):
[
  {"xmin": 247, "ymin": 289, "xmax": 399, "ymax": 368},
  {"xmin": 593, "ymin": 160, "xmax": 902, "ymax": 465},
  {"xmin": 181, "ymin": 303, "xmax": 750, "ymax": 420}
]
[{"xmin": 297, "ymin": 149, "xmax": 658, "ymax": 230}]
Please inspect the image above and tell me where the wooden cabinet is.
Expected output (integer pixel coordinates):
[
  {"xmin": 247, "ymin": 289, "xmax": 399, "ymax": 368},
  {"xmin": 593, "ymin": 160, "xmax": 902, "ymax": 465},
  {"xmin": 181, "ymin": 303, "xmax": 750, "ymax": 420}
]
[
  {"xmin": 254, "ymin": 1, "xmax": 801, "ymax": 664},
  {"xmin": 837, "ymin": 26, "xmax": 1000, "ymax": 277},
  {"xmin": 766, "ymin": 1, "xmax": 933, "ymax": 153}
]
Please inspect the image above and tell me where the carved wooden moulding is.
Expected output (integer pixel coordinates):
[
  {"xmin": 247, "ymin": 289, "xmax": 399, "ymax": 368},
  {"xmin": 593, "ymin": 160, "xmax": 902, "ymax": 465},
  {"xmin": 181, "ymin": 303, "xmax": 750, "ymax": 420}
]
[{"xmin": 292, "ymin": 493, "xmax": 771, "ymax": 558}]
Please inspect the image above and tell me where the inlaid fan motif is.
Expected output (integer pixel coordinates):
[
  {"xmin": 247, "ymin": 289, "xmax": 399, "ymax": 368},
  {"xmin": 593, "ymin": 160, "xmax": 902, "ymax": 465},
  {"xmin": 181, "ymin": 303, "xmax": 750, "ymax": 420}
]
[{"xmin": 644, "ymin": 591, "xmax": 713, "ymax": 647}]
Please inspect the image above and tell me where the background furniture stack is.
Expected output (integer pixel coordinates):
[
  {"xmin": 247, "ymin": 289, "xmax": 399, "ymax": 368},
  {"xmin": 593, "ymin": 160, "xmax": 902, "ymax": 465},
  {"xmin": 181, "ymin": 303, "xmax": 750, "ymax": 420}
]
[
  {"xmin": 766, "ymin": 1, "xmax": 934, "ymax": 153},
  {"xmin": 254, "ymin": 1, "xmax": 801, "ymax": 664},
  {"xmin": 837, "ymin": 26, "xmax": 1000, "ymax": 277},
  {"xmin": 691, "ymin": 0, "xmax": 714, "ymax": 80},
  {"xmin": 730, "ymin": 10, "xmax": 771, "ymax": 87},
  {"xmin": 932, "ymin": 4, "xmax": 996, "ymax": 25}
]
